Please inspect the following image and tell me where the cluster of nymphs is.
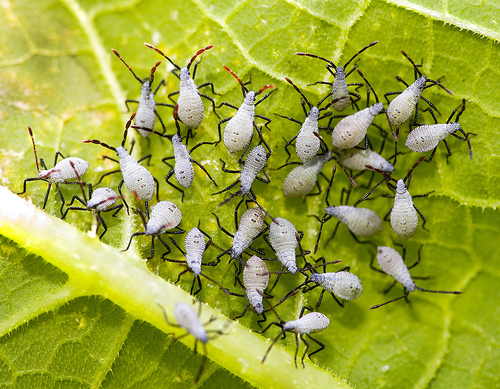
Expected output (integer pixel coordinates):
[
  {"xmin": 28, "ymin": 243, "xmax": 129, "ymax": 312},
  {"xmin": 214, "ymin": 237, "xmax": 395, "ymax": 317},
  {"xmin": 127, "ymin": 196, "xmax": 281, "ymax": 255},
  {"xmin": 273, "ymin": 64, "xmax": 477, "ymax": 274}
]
[{"xmin": 17, "ymin": 41, "xmax": 473, "ymax": 377}]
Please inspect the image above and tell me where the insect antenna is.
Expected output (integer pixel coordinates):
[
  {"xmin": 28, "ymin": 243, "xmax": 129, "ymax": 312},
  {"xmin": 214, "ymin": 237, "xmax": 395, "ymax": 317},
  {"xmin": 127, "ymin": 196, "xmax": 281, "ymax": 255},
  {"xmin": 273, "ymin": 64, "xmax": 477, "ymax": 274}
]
[
  {"xmin": 356, "ymin": 69, "xmax": 379, "ymax": 105},
  {"xmin": 256, "ymin": 84, "xmax": 275, "ymax": 96},
  {"xmin": 370, "ymin": 291, "xmax": 410, "ymax": 309},
  {"xmin": 448, "ymin": 99, "xmax": 473, "ymax": 159},
  {"xmin": 400, "ymin": 50, "xmax": 423, "ymax": 79},
  {"xmin": 247, "ymin": 195, "xmax": 277, "ymax": 225},
  {"xmin": 402, "ymin": 155, "xmax": 426, "ymax": 184},
  {"xmin": 81, "ymin": 139, "xmax": 116, "ymax": 152},
  {"xmin": 149, "ymin": 60, "xmax": 162, "ymax": 85},
  {"xmin": 414, "ymin": 286, "xmax": 462, "ymax": 294},
  {"xmin": 455, "ymin": 98, "xmax": 467, "ymax": 122},
  {"xmin": 343, "ymin": 40, "xmax": 378, "ymax": 69},
  {"xmin": 294, "ymin": 52, "xmax": 336, "ymax": 69},
  {"xmin": 199, "ymin": 272, "xmax": 230, "ymax": 295},
  {"xmin": 130, "ymin": 190, "xmax": 148, "ymax": 228},
  {"xmin": 187, "ymin": 45, "xmax": 214, "ymax": 70},
  {"xmin": 121, "ymin": 112, "xmax": 136, "ymax": 147},
  {"xmin": 217, "ymin": 190, "xmax": 240, "ymax": 207},
  {"xmin": 144, "ymin": 42, "xmax": 181, "ymax": 70},
  {"xmin": 424, "ymin": 78, "xmax": 453, "ymax": 95},
  {"xmin": 223, "ymin": 65, "xmax": 249, "ymax": 94},
  {"xmin": 68, "ymin": 160, "xmax": 87, "ymax": 205},
  {"xmin": 284, "ymin": 77, "xmax": 313, "ymax": 111},
  {"xmin": 27, "ymin": 126, "xmax": 41, "ymax": 173},
  {"xmin": 112, "ymin": 49, "xmax": 143, "ymax": 84}
]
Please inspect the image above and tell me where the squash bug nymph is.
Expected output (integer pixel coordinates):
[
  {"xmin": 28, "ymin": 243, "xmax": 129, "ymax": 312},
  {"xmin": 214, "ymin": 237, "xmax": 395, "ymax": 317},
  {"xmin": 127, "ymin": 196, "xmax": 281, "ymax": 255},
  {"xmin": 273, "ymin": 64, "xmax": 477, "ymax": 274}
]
[
  {"xmin": 276, "ymin": 77, "xmax": 334, "ymax": 163},
  {"xmin": 364, "ymin": 156, "xmax": 433, "ymax": 240},
  {"xmin": 123, "ymin": 200, "xmax": 184, "ymax": 259},
  {"xmin": 145, "ymin": 43, "xmax": 218, "ymax": 132},
  {"xmin": 406, "ymin": 98, "xmax": 474, "ymax": 161},
  {"xmin": 18, "ymin": 126, "xmax": 89, "ymax": 216},
  {"xmin": 296, "ymin": 41, "xmax": 379, "ymax": 111},
  {"xmin": 112, "ymin": 49, "xmax": 174, "ymax": 136},
  {"xmin": 82, "ymin": 113, "xmax": 159, "ymax": 215},
  {"xmin": 217, "ymin": 66, "xmax": 275, "ymax": 155},
  {"xmin": 370, "ymin": 245, "xmax": 462, "ymax": 309},
  {"xmin": 163, "ymin": 223, "xmax": 226, "ymax": 295},
  {"xmin": 261, "ymin": 306, "xmax": 330, "ymax": 368},
  {"xmin": 159, "ymin": 302, "xmax": 227, "ymax": 383},
  {"xmin": 61, "ymin": 160, "xmax": 123, "ymax": 239}
]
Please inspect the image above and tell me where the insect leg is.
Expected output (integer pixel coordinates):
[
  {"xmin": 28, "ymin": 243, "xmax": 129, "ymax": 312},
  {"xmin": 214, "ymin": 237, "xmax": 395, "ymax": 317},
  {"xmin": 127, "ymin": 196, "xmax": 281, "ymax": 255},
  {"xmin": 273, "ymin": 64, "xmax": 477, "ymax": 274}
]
[
  {"xmin": 306, "ymin": 334, "xmax": 326, "ymax": 360},
  {"xmin": 199, "ymin": 93, "xmax": 219, "ymax": 118},
  {"xmin": 192, "ymin": 159, "xmax": 218, "ymax": 186}
]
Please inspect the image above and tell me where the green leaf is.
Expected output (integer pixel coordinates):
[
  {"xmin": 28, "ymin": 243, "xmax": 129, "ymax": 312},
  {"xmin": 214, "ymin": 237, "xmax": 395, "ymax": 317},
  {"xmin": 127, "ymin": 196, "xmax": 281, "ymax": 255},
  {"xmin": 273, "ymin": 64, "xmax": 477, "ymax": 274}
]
[{"xmin": 0, "ymin": 0, "xmax": 498, "ymax": 388}]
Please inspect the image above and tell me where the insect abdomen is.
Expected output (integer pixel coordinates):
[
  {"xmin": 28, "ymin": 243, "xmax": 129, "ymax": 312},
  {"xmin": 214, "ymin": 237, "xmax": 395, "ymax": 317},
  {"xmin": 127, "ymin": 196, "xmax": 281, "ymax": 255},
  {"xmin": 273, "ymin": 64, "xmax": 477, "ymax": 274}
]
[
  {"xmin": 177, "ymin": 79, "xmax": 204, "ymax": 128},
  {"xmin": 391, "ymin": 192, "xmax": 418, "ymax": 239},
  {"xmin": 224, "ymin": 105, "xmax": 255, "ymax": 153},
  {"xmin": 405, "ymin": 124, "xmax": 448, "ymax": 152}
]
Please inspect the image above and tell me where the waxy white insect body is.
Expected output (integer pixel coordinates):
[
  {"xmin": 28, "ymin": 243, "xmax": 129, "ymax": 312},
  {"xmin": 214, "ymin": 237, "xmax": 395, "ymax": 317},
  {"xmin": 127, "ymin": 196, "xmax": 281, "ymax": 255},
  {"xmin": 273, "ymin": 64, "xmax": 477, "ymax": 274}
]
[
  {"xmin": 243, "ymin": 255, "xmax": 270, "ymax": 315},
  {"xmin": 390, "ymin": 179, "xmax": 418, "ymax": 239},
  {"xmin": 159, "ymin": 302, "xmax": 226, "ymax": 383},
  {"xmin": 364, "ymin": 155, "xmax": 430, "ymax": 240},
  {"xmin": 184, "ymin": 227, "xmax": 207, "ymax": 277},
  {"xmin": 145, "ymin": 43, "xmax": 217, "ymax": 130},
  {"xmin": 232, "ymin": 207, "xmax": 265, "ymax": 259},
  {"xmin": 283, "ymin": 312, "xmax": 330, "ymax": 334},
  {"xmin": 283, "ymin": 151, "xmax": 333, "ymax": 198},
  {"xmin": 261, "ymin": 307, "xmax": 330, "ymax": 368},
  {"xmin": 296, "ymin": 41, "xmax": 379, "ymax": 111},
  {"xmin": 135, "ymin": 81, "xmax": 157, "ymax": 136},
  {"xmin": 224, "ymin": 92, "xmax": 256, "ymax": 153},
  {"xmin": 332, "ymin": 102, "xmax": 384, "ymax": 149},
  {"xmin": 214, "ymin": 144, "xmax": 272, "ymax": 211},
  {"xmin": 218, "ymin": 66, "xmax": 275, "ymax": 154},
  {"xmin": 171, "ymin": 134, "xmax": 195, "ymax": 188},
  {"xmin": 310, "ymin": 271, "xmax": 363, "ymax": 301},
  {"xmin": 174, "ymin": 302, "xmax": 208, "ymax": 343},
  {"xmin": 145, "ymin": 201, "xmax": 183, "ymax": 236},
  {"xmin": 83, "ymin": 114, "xmax": 158, "ymax": 214},
  {"xmin": 38, "ymin": 157, "xmax": 89, "ymax": 183},
  {"xmin": 18, "ymin": 126, "xmax": 90, "ymax": 214},
  {"xmin": 384, "ymin": 51, "xmax": 452, "ymax": 148},
  {"xmin": 269, "ymin": 217, "xmax": 299, "ymax": 274},
  {"xmin": 112, "ymin": 49, "xmax": 172, "ymax": 137},
  {"xmin": 156, "ymin": 120, "xmax": 218, "ymax": 200},
  {"xmin": 325, "ymin": 205, "xmax": 382, "ymax": 237},
  {"xmin": 177, "ymin": 68, "xmax": 205, "ymax": 129},
  {"xmin": 370, "ymin": 246, "xmax": 462, "ymax": 309},
  {"xmin": 240, "ymin": 145, "xmax": 267, "ymax": 194},
  {"xmin": 295, "ymin": 107, "xmax": 321, "ymax": 162},
  {"xmin": 115, "ymin": 146, "xmax": 155, "ymax": 201},
  {"xmin": 278, "ymin": 77, "xmax": 334, "ymax": 163},
  {"xmin": 61, "ymin": 163, "xmax": 123, "ymax": 239},
  {"xmin": 123, "ymin": 199, "xmax": 184, "ymax": 259},
  {"xmin": 376, "ymin": 246, "xmax": 414, "ymax": 291},
  {"xmin": 86, "ymin": 187, "xmax": 120, "ymax": 212},
  {"xmin": 387, "ymin": 77, "xmax": 426, "ymax": 128},
  {"xmin": 314, "ymin": 164, "xmax": 378, "ymax": 253},
  {"xmin": 337, "ymin": 147, "xmax": 394, "ymax": 173},
  {"xmin": 406, "ymin": 99, "xmax": 473, "ymax": 161},
  {"xmin": 407, "ymin": 122, "xmax": 460, "ymax": 152}
]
